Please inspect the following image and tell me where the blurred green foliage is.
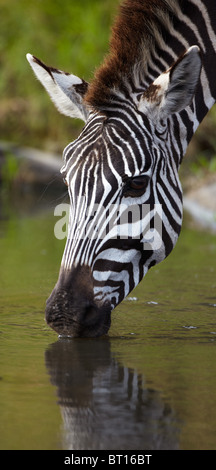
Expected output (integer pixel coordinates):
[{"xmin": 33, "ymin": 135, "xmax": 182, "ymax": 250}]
[
  {"xmin": 0, "ymin": 0, "xmax": 216, "ymax": 176},
  {"xmin": 1, "ymin": 150, "xmax": 19, "ymax": 187},
  {"xmin": 0, "ymin": 0, "xmax": 117, "ymax": 150}
]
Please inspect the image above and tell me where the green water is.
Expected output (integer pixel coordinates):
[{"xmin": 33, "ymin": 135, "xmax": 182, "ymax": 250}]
[{"xmin": 0, "ymin": 198, "xmax": 216, "ymax": 450}]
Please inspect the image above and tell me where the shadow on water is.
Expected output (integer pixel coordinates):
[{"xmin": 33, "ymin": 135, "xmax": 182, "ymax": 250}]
[{"xmin": 45, "ymin": 337, "xmax": 180, "ymax": 450}]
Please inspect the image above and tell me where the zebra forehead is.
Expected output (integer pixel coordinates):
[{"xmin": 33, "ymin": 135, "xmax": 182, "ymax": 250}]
[{"xmin": 62, "ymin": 118, "xmax": 153, "ymax": 179}]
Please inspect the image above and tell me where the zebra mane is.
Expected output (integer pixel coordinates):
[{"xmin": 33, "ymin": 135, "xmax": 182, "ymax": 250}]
[{"xmin": 85, "ymin": 0, "xmax": 182, "ymax": 110}]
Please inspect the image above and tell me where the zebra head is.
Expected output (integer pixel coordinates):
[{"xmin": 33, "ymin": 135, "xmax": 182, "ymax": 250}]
[{"xmin": 27, "ymin": 44, "xmax": 201, "ymax": 337}]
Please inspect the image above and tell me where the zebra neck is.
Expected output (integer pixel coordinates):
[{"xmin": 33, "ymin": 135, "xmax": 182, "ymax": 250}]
[{"xmin": 85, "ymin": 0, "xmax": 216, "ymax": 146}]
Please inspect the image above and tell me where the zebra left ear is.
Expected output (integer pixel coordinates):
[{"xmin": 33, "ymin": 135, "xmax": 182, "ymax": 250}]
[
  {"xmin": 26, "ymin": 54, "xmax": 89, "ymax": 122},
  {"xmin": 138, "ymin": 46, "xmax": 202, "ymax": 121}
]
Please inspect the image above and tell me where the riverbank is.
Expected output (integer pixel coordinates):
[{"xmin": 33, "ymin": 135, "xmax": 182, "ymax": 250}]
[{"xmin": 183, "ymin": 173, "xmax": 216, "ymax": 233}]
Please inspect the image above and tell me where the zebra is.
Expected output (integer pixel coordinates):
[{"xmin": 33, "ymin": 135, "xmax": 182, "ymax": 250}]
[{"xmin": 27, "ymin": 0, "xmax": 216, "ymax": 337}]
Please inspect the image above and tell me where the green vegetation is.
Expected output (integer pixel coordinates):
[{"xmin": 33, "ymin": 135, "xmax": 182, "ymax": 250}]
[
  {"xmin": 0, "ymin": 0, "xmax": 216, "ymax": 178},
  {"xmin": 0, "ymin": 0, "xmax": 117, "ymax": 150},
  {"xmin": 1, "ymin": 150, "xmax": 19, "ymax": 188}
]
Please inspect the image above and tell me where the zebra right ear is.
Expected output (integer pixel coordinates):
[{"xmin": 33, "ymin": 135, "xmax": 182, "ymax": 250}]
[
  {"xmin": 26, "ymin": 54, "xmax": 89, "ymax": 122},
  {"xmin": 138, "ymin": 46, "xmax": 202, "ymax": 122}
]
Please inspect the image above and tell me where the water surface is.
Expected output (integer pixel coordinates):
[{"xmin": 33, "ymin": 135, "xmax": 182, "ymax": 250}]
[{"xmin": 0, "ymin": 193, "xmax": 216, "ymax": 450}]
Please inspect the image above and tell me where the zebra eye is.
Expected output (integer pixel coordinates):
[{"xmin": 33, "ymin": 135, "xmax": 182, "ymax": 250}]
[
  {"xmin": 123, "ymin": 175, "xmax": 149, "ymax": 197},
  {"xmin": 129, "ymin": 176, "xmax": 148, "ymax": 190}
]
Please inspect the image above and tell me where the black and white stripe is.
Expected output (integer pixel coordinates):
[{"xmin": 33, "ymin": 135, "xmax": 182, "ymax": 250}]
[{"xmin": 27, "ymin": 0, "xmax": 216, "ymax": 336}]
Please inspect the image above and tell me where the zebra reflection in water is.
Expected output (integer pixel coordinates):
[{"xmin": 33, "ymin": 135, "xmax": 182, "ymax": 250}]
[{"xmin": 45, "ymin": 339, "xmax": 179, "ymax": 450}]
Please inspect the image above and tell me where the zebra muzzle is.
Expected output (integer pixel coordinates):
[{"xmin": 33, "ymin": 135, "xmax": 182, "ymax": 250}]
[{"xmin": 45, "ymin": 265, "xmax": 111, "ymax": 338}]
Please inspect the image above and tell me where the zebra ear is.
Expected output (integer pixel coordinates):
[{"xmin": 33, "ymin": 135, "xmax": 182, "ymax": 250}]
[
  {"xmin": 138, "ymin": 46, "xmax": 202, "ymax": 121},
  {"xmin": 26, "ymin": 54, "xmax": 89, "ymax": 122}
]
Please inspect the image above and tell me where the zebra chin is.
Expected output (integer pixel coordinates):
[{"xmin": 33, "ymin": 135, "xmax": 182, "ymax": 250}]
[{"xmin": 45, "ymin": 265, "xmax": 112, "ymax": 338}]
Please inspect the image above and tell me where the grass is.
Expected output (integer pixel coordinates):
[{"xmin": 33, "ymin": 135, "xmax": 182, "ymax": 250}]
[{"xmin": 0, "ymin": 0, "xmax": 117, "ymax": 150}]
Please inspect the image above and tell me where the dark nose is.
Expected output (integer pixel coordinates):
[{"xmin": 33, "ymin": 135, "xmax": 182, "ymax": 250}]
[{"xmin": 45, "ymin": 266, "xmax": 111, "ymax": 337}]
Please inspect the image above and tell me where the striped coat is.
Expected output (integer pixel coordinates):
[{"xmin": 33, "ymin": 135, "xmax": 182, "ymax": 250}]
[{"xmin": 27, "ymin": 0, "xmax": 216, "ymax": 337}]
